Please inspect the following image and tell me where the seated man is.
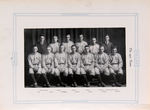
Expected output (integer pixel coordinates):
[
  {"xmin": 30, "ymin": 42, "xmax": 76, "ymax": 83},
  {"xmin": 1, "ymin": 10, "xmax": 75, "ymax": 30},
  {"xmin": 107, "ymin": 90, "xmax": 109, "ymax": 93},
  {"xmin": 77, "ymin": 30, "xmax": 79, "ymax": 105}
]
[
  {"xmin": 28, "ymin": 45, "xmax": 42, "ymax": 87},
  {"xmin": 109, "ymin": 46, "xmax": 123, "ymax": 86},
  {"xmin": 54, "ymin": 44, "xmax": 69, "ymax": 86},
  {"xmin": 80, "ymin": 45, "xmax": 95, "ymax": 87},
  {"xmin": 95, "ymin": 46, "xmax": 110, "ymax": 87},
  {"xmin": 42, "ymin": 45, "xmax": 55, "ymax": 87},
  {"xmin": 68, "ymin": 45, "xmax": 81, "ymax": 87}
]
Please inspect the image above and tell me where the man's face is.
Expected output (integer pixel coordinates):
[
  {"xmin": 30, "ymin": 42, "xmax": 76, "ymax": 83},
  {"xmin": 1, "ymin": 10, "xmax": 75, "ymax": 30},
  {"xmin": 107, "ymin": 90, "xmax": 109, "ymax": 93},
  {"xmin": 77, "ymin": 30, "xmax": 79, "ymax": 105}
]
[
  {"xmin": 47, "ymin": 46, "xmax": 52, "ymax": 53},
  {"xmin": 105, "ymin": 35, "xmax": 110, "ymax": 41},
  {"xmin": 40, "ymin": 36, "xmax": 45, "ymax": 42},
  {"xmin": 53, "ymin": 36, "xmax": 58, "ymax": 42},
  {"xmin": 71, "ymin": 46, "xmax": 76, "ymax": 53},
  {"xmin": 66, "ymin": 34, "xmax": 70, "ymax": 42},
  {"xmin": 112, "ymin": 48, "xmax": 117, "ymax": 54},
  {"xmin": 60, "ymin": 45, "xmax": 65, "ymax": 52},
  {"xmin": 79, "ymin": 35, "xmax": 83, "ymax": 41},
  {"xmin": 85, "ymin": 46, "xmax": 90, "ymax": 53},
  {"xmin": 92, "ymin": 38, "xmax": 96, "ymax": 44},
  {"xmin": 33, "ymin": 46, "xmax": 38, "ymax": 53},
  {"xmin": 100, "ymin": 46, "xmax": 104, "ymax": 53}
]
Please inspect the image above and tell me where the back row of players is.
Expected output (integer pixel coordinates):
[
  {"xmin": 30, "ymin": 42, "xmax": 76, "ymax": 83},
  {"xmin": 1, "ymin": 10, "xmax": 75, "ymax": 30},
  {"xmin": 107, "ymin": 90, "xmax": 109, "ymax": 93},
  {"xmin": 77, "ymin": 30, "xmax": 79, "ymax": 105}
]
[{"xmin": 28, "ymin": 34, "xmax": 124, "ymax": 87}]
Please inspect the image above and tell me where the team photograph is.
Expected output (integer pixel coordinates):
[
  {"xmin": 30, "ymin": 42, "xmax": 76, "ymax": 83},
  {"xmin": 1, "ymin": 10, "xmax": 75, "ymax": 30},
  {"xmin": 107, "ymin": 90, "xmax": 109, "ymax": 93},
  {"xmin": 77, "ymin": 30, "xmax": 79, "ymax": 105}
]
[{"xmin": 24, "ymin": 28, "xmax": 126, "ymax": 87}]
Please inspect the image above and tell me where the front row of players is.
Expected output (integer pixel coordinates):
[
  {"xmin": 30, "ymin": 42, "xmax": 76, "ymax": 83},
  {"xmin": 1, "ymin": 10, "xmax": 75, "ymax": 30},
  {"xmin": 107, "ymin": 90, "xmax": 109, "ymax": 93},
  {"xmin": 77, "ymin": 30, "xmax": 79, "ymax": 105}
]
[{"xmin": 28, "ymin": 44, "xmax": 124, "ymax": 87}]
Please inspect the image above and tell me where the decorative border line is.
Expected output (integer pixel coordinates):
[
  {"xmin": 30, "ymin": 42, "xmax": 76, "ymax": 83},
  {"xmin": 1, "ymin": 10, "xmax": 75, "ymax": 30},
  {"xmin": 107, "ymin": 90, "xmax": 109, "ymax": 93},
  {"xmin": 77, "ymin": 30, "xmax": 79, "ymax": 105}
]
[{"xmin": 12, "ymin": 13, "xmax": 139, "ymax": 104}]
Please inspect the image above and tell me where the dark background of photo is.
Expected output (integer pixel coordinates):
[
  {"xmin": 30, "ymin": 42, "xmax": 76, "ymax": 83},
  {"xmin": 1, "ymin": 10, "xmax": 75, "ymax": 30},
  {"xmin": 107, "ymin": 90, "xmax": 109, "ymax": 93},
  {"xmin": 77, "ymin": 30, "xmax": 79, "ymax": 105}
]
[{"xmin": 24, "ymin": 28, "xmax": 126, "ymax": 87}]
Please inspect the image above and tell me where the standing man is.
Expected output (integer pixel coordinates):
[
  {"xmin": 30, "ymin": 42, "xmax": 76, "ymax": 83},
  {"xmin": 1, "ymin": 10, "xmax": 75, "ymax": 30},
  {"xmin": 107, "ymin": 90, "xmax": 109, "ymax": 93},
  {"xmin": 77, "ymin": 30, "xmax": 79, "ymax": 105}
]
[
  {"xmin": 68, "ymin": 45, "xmax": 81, "ymax": 87},
  {"xmin": 54, "ymin": 44, "xmax": 69, "ymax": 86},
  {"xmin": 49, "ymin": 35, "xmax": 60, "ymax": 54},
  {"xmin": 94, "ymin": 46, "xmax": 110, "ymax": 87},
  {"xmin": 42, "ymin": 46, "xmax": 55, "ymax": 87},
  {"xmin": 109, "ymin": 46, "xmax": 123, "ymax": 86},
  {"xmin": 28, "ymin": 45, "xmax": 42, "ymax": 87},
  {"xmin": 37, "ymin": 35, "xmax": 47, "ymax": 55},
  {"xmin": 103, "ymin": 35, "xmax": 114, "ymax": 55},
  {"xmin": 75, "ymin": 34, "xmax": 88, "ymax": 54},
  {"xmin": 63, "ymin": 34, "xmax": 74, "ymax": 54},
  {"xmin": 90, "ymin": 37, "xmax": 100, "ymax": 55},
  {"xmin": 80, "ymin": 45, "xmax": 95, "ymax": 87}
]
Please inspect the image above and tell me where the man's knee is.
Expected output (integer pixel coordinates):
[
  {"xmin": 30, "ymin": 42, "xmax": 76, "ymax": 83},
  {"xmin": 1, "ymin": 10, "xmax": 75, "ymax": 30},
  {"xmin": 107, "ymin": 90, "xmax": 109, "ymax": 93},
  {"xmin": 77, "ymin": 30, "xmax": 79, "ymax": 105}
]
[
  {"xmin": 68, "ymin": 68, "xmax": 73, "ymax": 75},
  {"xmin": 80, "ymin": 68, "xmax": 86, "ymax": 75},
  {"xmin": 29, "ymin": 68, "xmax": 34, "ymax": 74},
  {"xmin": 118, "ymin": 68, "xmax": 123, "ymax": 75},
  {"xmin": 51, "ymin": 68, "xmax": 55, "ymax": 75},
  {"xmin": 76, "ymin": 68, "xmax": 81, "ymax": 75},
  {"xmin": 89, "ymin": 69, "xmax": 95, "ymax": 76},
  {"xmin": 54, "ymin": 68, "xmax": 60, "ymax": 76},
  {"xmin": 41, "ymin": 68, "xmax": 46, "ymax": 74},
  {"xmin": 37, "ymin": 68, "xmax": 42, "ymax": 74},
  {"xmin": 109, "ymin": 68, "xmax": 115, "ymax": 74},
  {"xmin": 104, "ymin": 71, "xmax": 110, "ymax": 76},
  {"xmin": 64, "ymin": 68, "xmax": 69, "ymax": 76},
  {"xmin": 94, "ymin": 67, "xmax": 100, "ymax": 75},
  {"xmin": 104, "ymin": 68, "xmax": 110, "ymax": 76}
]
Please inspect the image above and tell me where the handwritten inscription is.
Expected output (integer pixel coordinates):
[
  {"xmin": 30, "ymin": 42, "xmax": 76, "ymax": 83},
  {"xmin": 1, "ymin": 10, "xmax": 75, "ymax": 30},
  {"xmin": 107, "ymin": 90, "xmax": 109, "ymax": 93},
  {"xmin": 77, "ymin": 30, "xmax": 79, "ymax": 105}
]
[
  {"xmin": 36, "ymin": 89, "xmax": 121, "ymax": 94},
  {"xmin": 129, "ymin": 48, "xmax": 133, "ymax": 67}
]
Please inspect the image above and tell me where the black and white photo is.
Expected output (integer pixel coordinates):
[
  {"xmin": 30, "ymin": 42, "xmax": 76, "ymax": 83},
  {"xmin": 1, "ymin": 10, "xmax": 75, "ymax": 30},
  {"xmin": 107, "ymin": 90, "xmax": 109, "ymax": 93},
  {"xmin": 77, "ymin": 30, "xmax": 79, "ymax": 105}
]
[{"xmin": 24, "ymin": 28, "xmax": 126, "ymax": 88}]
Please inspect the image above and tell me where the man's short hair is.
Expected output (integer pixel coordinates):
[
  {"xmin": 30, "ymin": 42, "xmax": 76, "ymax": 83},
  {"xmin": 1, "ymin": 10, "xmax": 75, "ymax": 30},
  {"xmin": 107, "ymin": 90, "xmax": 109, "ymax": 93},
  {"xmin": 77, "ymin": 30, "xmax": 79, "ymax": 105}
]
[
  {"xmin": 40, "ymin": 34, "xmax": 45, "ymax": 37},
  {"xmin": 33, "ymin": 45, "xmax": 38, "ymax": 48},
  {"xmin": 66, "ymin": 34, "xmax": 71, "ymax": 36},
  {"xmin": 47, "ymin": 45, "xmax": 53, "ymax": 52},
  {"xmin": 53, "ymin": 35, "xmax": 58, "ymax": 38},
  {"xmin": 85, "ymin": 45, "xmax": 89, "ymax": 48},
  {"xmin": 71, "ymin": 45, "xmax": 77, "ymax": 48},
  {"xmin": 47, "ymin": 45, "xmax": 52, "ymax": 49},
  {"xmin": 92, "ymin": 37, "xmax": 96, "ymax": 39},
  {"xmin": 105, "ymin": 34, "xmax": 110, "ymax": 38},
  {"xmin": 112, "ymin": 46, "xmax": 118, "ymax": 50},
  {"xmin": 32, "ymin": 45, "xmax": 38, "ymax": 51},
  {"xmin": 59, "ymin": 44, "xmax": 65, "ymax": 51},
  {"xmin": 100, "ymin": 45, "xmax": 105, "ymax": 49},
  {"xmin": 59, "ymin": 43, "xmax": 64, "ymax": 47}
]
